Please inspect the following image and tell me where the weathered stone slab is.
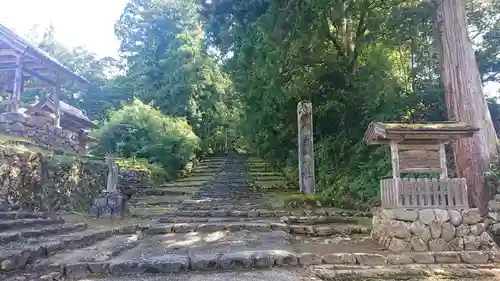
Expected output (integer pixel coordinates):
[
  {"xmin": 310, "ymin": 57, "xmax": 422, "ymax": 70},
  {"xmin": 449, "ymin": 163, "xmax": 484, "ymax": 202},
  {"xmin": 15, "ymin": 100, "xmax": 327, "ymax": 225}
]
[
  {"xmin": 190, "ymin": 254, "xmax": 219, "ymax": 271},
  {"xmin": 353, "ymin": 253, "xmax": 388, "ymax": 265},
  {"xmin": 143, "ymin": 255, "xmax": 190, "ymax": 273},
  {"xmin": 298, "ymin": 253, "xmax": 322, "ymax": 265},
  {"xmin": 321, "ymin": 253, "xmax": 356, "ymax": 264}
]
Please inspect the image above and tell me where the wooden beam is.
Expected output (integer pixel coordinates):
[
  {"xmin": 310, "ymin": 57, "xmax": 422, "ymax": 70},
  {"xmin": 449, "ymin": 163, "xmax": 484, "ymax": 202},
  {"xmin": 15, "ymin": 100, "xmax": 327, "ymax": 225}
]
[
  {"xmin": 7, "ymin": 54, "xmax": 23, "ymax": 112},
  {"xmin": 0, "ymin": 61, "xmax": 47, "ymax": 70},
  {"xmin": 22, "ymin": 67, "xmax": 56, "ymax": 85},
  {"xmin": 0, "ymin": 49, "xmax": 19, "ymax": 56},
  {"xmin": 24, "ymin": 83, "xmax": 54, "ymax": 90}
]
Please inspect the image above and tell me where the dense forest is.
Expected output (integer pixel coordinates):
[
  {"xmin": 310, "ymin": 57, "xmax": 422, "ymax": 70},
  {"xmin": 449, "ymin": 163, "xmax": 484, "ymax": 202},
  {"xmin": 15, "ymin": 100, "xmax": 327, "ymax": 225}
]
[{"xmin": 18, "ymin": 0, "xmax": 500, "ymax": 208}]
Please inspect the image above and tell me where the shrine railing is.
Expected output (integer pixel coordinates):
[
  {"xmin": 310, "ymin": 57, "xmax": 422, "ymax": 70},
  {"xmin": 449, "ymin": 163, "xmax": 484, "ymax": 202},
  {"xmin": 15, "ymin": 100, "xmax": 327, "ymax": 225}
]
[{"xmin": 380, "ymin": 178, "xmax": 469, "ymax": 209}]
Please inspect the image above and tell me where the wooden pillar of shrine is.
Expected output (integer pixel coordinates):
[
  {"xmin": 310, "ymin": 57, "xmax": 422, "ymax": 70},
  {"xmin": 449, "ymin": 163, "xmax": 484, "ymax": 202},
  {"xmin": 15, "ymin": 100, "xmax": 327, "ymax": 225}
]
[
  {"xmin": 7, "ymin": 54, "xmax": 24, "ymax": 113},
  {"xmin": 53, "ymin": 73, "xmax": 61, "ymax": 127}
]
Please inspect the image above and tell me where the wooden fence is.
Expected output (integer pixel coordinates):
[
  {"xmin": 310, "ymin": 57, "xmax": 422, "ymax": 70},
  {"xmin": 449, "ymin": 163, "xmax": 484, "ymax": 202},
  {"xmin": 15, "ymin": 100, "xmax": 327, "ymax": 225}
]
[{"xmin": 381, "ymin": 178, "xmax": 469, "ymax": 209}]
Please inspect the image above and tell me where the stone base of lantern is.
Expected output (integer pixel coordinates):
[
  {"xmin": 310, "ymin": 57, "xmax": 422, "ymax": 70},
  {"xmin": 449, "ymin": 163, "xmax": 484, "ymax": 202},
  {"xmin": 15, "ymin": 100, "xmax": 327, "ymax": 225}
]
[
  {"xmin": 88, "ymin": 192, "xmax": 130, "ymax": 219},
  {"xmin": 371, "ymin": 207, "xmax": 498, "ymax": 252}
]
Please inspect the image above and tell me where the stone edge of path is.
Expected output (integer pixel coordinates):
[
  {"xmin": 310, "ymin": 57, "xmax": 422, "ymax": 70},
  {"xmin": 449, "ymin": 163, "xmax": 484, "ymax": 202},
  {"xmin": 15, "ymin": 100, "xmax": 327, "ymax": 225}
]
[
  {"xmin": 45, "ymin": 250, "xmax": 500, "ymax": 278},
  {"xmin": 142, "ymin": 222, "xmax": 372, "ymax": 236},
  {"xmin": 309, "ymin": 264, "xmax": 500, "ymax": 280},
  {"xmin": 172, "ymin": 207, "xmax": 373, "ymax": 218}
]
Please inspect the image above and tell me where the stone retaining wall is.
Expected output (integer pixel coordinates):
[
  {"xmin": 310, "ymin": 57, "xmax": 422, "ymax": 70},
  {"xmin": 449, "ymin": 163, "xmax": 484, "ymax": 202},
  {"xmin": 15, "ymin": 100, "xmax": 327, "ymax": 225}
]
[
  {"xmin": 0, "ymin": 147, "xmax": 107, "ymax": 212},
  {"xmin": 372, "ymin": 207, "xmax": 498, "ymax": 252},
  {"xmin": 0, "ymin": 112, "xmax": 86, "ymax": 154},
  {"xmin": 487, "ymin": 195, "xmax": 500, "ymax": 244}
]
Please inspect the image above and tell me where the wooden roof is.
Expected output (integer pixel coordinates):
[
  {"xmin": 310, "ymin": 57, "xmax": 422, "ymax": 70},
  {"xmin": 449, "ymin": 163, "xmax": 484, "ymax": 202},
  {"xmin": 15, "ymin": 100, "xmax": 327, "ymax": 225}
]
[
  {"xmin": 0, "ymin": 24, "xmax": 89, "ymax": 87},
  {"xmin": 26, "ymin": 99, "xmax": 95, "ymax": 128},
  {"xmin": 364, "ymin": 121, "xmax": 479, "ymax": 145}
]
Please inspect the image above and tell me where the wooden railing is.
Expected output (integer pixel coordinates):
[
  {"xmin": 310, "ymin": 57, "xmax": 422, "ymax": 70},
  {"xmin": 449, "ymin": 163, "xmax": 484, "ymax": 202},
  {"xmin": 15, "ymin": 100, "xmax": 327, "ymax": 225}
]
[{"xmin": 381, "ymin": 178, "xmax": 469, "ymax": 209}]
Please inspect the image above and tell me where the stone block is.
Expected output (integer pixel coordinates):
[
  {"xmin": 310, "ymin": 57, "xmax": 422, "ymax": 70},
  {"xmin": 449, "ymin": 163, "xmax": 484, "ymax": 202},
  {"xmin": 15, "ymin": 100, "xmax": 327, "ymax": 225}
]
[
  {"xmin": 387, "ymin": 254, "xmax": 413, "ymax": 265},
  {"xmin": 321, "ymin": 253, "xmax": 356, "ymax": 264},
  {"xmin": 411, "ymin": 252, "xmax": 435, "ymax": 264},
  {"xmin": 190, "ymin": 254, "xmax": 219, "ymax": 271},
  {"xmin": 298, "ymin": 253, "xmax": 322, "ymax": 265},
  {"xmin": 460, "ymin": 251, "xmax": 489, "ymax": 264},
  {"xmin": 253, "ymin": 251, "xmax": 276, "ymax": 268},
  {"xmin": 144, "ymin": 255, "xmax": 189, "ymax": 273},
  {"xmin": 64, "ymin": 263, "xmax": 89, "ymax": 279},
  {"xmin": 219, "ymin": 252, "xmax": 254, "ymax": 269},
  {"xmin": 353, "ymin": 253, "xmax": 387, "ymax": 265},
  {"xmin": 435, "ymin": 252, "xmax": 461, "ymax": 263},
  {"xmin": 273, "ymin": 251, "xmax": 299, "ymax": 266}
]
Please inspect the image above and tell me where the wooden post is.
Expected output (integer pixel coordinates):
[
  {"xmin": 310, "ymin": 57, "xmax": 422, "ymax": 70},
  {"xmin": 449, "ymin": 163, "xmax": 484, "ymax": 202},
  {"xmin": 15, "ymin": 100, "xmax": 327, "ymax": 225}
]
[
  {"xmin": 224, "ymin": 126, "xmax": 228, "ymax": 155},
  {"xmin": 297, "ymin": 100, "xmax": 315, "ymax": 194},
  {"xmin": 8, "ymin": 54, "xmax": 24, "ymax": 113},
  {"xmin": 439, "ymin": 143, "xmax": 448, "ymax": 179},
  {"xmin": 390, "ymin": 140, "xmax": 400, "ymax": 178},
  {"xmin": 53, "ymin": 73, "xmax": 61, "ymax": 127}
]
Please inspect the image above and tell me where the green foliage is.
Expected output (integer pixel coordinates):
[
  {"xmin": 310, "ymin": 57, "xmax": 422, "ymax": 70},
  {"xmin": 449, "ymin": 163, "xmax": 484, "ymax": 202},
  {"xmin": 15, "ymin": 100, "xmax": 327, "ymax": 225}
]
[
  {"xmin": 92, "ymin": 99, "xmax": 200, "ymax": 176},
  {"xmin": 201, "ymin": 0, "xmax": 500, "ymax": 206},
  {"xmin": 115, "ymin": 0, "xmax": 239, "ymax": 153},
  {"xmin": 283, "ymin": 194, "xmax": 335, "ymax": 209},
  {"xmin": 116, "ymin": 157, "xmax": 170, "ymax": 183},
  {"xmin": 14, "ymin": 0, "xmax": 500, "ymax": 206}
]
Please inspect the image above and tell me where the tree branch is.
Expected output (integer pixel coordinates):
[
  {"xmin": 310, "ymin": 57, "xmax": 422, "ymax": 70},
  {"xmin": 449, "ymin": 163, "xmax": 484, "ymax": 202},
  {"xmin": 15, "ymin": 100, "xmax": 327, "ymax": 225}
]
[{"xmin": 348, "ymin": 3, "xmax": 368, "ymax": 73}]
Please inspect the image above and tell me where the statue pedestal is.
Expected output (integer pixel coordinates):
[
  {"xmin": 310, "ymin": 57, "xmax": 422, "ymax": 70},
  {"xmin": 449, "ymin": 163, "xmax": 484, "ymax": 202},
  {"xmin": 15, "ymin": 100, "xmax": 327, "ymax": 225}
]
[{"xmin": 88, "ymin": 191, "xmax": 129, "ymax": 219}]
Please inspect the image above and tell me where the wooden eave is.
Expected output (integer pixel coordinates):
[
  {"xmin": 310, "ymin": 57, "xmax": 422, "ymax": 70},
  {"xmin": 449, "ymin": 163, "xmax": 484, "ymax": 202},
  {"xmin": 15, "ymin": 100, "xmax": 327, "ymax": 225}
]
[
  {"xmin": 0, "ymin": 24, "xmax": 89, "ymax": 87},
  {"xmin": 364, "ymin": 121, "xmax": 479, "ymax": 145},
  {"xmin": 27, "ymin": 100, "xmax": 96, "ymax": 129}
]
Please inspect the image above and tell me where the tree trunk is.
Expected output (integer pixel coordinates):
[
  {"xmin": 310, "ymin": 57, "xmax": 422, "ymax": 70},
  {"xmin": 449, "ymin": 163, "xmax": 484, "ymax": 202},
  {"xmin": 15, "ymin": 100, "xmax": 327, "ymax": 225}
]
[{"xmin": 435, "ymin": 0, "xmax": 498, "ymax": 209}]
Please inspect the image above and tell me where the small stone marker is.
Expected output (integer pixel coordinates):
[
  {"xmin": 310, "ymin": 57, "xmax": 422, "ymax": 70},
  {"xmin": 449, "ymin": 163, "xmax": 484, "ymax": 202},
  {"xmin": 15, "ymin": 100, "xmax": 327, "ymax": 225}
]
[
  {"xmin": 297, "ymin": 100, "xmax": 315, "ymax": 194},
  {"xmin": 88, "ymin": 156, "xmax": 129, "ymax": 218}
]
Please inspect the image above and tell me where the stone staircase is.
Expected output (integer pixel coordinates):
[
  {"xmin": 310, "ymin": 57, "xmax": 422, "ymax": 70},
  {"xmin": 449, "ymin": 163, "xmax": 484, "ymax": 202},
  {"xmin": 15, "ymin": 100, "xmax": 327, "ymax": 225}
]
[
  {"xmin": 118, "ymin": 171, "xmax": 154, "ymax": 199},
  {"xmin": 4, "ymin": 152, "xmax": 500, "ymax": 281},
  {"xmin": 0, "ymin": 212, "xmax": 138, "ymax": 280}
]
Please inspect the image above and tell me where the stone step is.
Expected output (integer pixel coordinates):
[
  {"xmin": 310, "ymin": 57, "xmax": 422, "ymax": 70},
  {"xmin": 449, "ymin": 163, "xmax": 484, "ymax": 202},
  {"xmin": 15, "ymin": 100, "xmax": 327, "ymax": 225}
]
[
  {"xmin": 280, "ymin": 215, "xmax": 362, "ymax": 225},
  {"xmin": 141, "ymin": 189, "xmax": 193, "ymax": 196},
  {"xmin": 142, "ymin": 222, "xmax": 371, "ymax": 236},
  {"xmin": 0, "ymin": 223, "xmax": 87, "ymax": 245},
  {"xmin": 177, "ymin": 205, "xmax": 265, "ymax": 211},
  {"xmin": 0, "ymin": 218, "xmax": 65, "ymax": 231},
  {"xmin": 310, "ymin": 264, "xmax": 500, "ymax": 280},
  {"xmin": 157, "ymin": 216, "xmax": 279, "ymax": 224},
  {"xmin": 0, "ymin": 212, "xmax": 53, "ymax": 220},
  {"xmin": 0, "ymin": 225, "xmax": 137, "ymax": 272},
  {"xmin": 171, "ymin": 210, "xmax": 276, "ymax": 218},
  {"xmin": 119, "ymin": 183, "xmax": 152, "ymax": 187},
  {"xmin": 28, "ymin": 247, "xmax": 500, "ymax": 279},
  {"xmin": 33, "ymin": 233, "xmax": 142, "ymax": 278}
]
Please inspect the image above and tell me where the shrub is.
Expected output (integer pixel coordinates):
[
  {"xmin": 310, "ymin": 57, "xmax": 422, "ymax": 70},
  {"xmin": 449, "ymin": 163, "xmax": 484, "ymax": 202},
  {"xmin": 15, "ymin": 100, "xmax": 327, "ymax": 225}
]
[{"xmin": 92, "ymin": 99, "xmax": 200, "ymax": 177}]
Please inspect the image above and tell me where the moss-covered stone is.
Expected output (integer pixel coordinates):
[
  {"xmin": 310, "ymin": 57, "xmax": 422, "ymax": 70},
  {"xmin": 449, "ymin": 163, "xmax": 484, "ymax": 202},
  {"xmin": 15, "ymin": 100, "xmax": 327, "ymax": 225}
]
[{"xmin": 0, "ymin": 145, "xmax": 107, "ymax": 212}]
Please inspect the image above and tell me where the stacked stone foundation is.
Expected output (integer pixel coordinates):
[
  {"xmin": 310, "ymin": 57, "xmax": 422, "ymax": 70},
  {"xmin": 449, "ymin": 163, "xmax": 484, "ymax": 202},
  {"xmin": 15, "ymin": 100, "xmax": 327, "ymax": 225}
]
[
  {"xmin": 372, "ymin": 207, "xmax": 498, "ymax": 252},
  {"xmin": 0, "ymin": 112, "xmax": 87, "ymax": 154}
]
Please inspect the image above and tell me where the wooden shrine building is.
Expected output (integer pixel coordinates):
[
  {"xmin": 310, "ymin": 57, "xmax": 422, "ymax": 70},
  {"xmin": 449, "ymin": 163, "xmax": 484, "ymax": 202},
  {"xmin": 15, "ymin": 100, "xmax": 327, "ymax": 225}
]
[
  {"xmin": 364, "ymin": 121, "xmax": 478, "ymax": 209},
  {"xmin": 0, "ymin": 24, "xmax": 94, "ymax": 155},
  {"xmin": 0, "ymin": 23, "xmax": 89, "ymax": 127}
]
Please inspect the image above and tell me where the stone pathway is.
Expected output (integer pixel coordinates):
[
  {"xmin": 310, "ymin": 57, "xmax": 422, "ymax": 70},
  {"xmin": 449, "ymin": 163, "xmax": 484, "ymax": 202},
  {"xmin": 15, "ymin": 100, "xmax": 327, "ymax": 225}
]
[{"xmin": 2, "ymin": 152, "xmax": 500, "ymax": 281}]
